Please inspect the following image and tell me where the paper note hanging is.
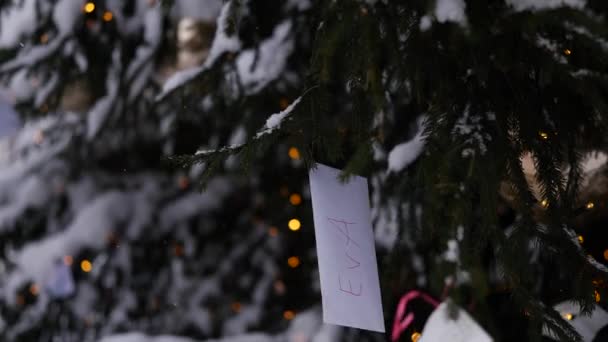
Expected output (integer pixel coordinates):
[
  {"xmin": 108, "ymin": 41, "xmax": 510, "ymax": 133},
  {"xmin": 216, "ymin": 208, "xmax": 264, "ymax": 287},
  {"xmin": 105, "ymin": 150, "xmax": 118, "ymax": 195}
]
[
  {"xmin": 420, "ymin": 300, "xmax": 493, "ymax": 342},
  {"xmin": 309, "ymin": 163, "xmax": 385, "ymax": 332}
]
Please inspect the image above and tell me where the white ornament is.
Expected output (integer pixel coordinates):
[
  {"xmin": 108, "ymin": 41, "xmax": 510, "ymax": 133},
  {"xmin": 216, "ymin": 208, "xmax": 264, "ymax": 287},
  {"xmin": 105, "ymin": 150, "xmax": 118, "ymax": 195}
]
[
  {"xmin": 45, "ymin": 261, "xmax": 75, "ymax": 299},
  {"xmin": 420, "ymin": 300, "xmax": 493, "ymax": 342}
]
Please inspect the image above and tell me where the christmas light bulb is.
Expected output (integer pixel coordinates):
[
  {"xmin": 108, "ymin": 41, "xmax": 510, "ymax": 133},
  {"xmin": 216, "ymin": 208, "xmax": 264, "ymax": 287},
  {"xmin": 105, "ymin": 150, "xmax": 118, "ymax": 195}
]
[
  {"xmin": 102, "ymin": 11, "xmax": 113, "ymax": 22},
  {"xmin": 29, "ymin": 283, "xmax": 39, "ymax": 296},
  {"xmin": 83, "ymin": 2, "xmax": 95, "ymax": 13},
  {"xmin": 287, "ymin": 256, "xmax": 300, "ymax": 268},
  {"xmin": 288, "ymin": 219, "xmax": 301, "ymax": 231},
  {"xmin": 288, "ymin": 147, "xmax": 300, "ymax": 160},
  {"xmin": 80, "ymin": 260, "xmax": 92, "ymax": 273},
  {"xmin": 289, "ymin": 193, "xmax": 302, "ymax": 206},
  {"xmin": 283, "ymin": 310, "xmax": 295, "ymax": 320},
  {"xmin": 63, "ymin": 255, "xmax": 73, "ymax": 266}
]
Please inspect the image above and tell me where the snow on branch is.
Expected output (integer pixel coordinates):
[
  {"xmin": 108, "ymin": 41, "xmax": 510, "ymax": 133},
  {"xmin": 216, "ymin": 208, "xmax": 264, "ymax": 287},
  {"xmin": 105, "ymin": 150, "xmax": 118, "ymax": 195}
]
[
  {"xmin": 255, "ymin": 96, "xmax": 302, "ymax": 138},
  {"xmin": 0, "ymin": 132, "xmax": 70, "ymax": 193},
  {"xmin": 0, "ymin": 175, "xmax": 50, "ymax": 232},
  {"xmin": 99, "ymin": 332, "xmax": 197, "ymax": 342},
  {"xmin": 156, "ymin": 1, "xmax": 241, "ymax": 100},
  {"xmin": 13, "ymin": 192, "xmax": 132, "ymax": 286},
  {"xmin": 505, "ymin": 0, "xmax": 585, "ymax": 11},
  {"xmin": 158, "ymin": 5, "xmax": 295, "ymax": 101},
  {"xmin": 0, "ymin": 0, "xmax": 37, "ymax": 48},
  {"xmin": 0, "ymin": 36, "xmax": 68, "ymax": 73},
  {"xmin": 235, "ymin": 21, "xmax": 294, "ymax": 94},
  {"xmin": 387, "ymin": 117, "xmax": 426, "ymax": 172},
  {"xmin": 98, "ymin": 307, "xmax": 341, "ymax": 342},
  {"xmin": 435, "ymin": 0, "xmax": 467, "ymax": 25},
  {"xmin": 0, "ymin": 0, "xmax": 82, "ymax": 73},
  {"xmin": 192, "ymin": 92, "xmax": 307, "ymax": 160},
  {"xmin": 562, "ymin": 225, "xmax": 608, "ymax": 275},
  {"xmin": 87, "ymin": 49, "xmax": 121, "ymax": 140}
]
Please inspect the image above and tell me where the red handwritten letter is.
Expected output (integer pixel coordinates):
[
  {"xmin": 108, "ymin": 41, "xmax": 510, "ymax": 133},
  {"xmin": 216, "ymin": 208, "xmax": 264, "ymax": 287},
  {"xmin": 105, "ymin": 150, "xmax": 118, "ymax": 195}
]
[{"xmin": 339, "ymin": 275, "xmax": 363, "ymax": 296}]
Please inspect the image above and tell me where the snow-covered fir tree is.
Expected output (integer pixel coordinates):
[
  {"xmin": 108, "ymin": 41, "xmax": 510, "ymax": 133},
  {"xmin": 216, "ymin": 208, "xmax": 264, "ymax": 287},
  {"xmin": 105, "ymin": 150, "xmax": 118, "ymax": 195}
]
[{"xmin": 0, "ymin": 0, "xmax": 607, "ymax": 341}]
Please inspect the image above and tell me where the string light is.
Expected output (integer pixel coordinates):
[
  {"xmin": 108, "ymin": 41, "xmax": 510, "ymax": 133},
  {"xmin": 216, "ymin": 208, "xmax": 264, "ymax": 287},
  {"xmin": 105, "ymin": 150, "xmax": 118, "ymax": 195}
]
[
  {"xmin": 279, "ymin": 98, "xmax": 289, "ymax": 110},
  {"xmin": 273, "ymin": 280, "xmax": 286, "ymax": 295},
  {"xmin": 33, "ymin": 130, "xmax": 44, "ymax": 144},
  {"xmin": 578, "ymin": 235, "xmax": 584, "ymax": 244},
  {"xmin": 268, "ymin": 226, "xmax": 278, "ymax": 237},
  {"xmin": 539, "ymin": 131, "xmax": 549, "ymax": 140},
  {"xmin": 29, "ymin": 283, "xmax": 39, "ymax": 296},
  {"xmin": 288, "ymin": 147, "xmax": 301, "ymax": 160},
  {"xmin": 603, "ymin": 249, "xmax": 608, "ymax": 261},
  {"xmin": 80, "ymin": 259, "xmax": 92, "ymax": 273},
  {"xmin": 564, "ymin": 313, "xmax": 573, "ymax": 321},
  {"xmin": 63, "ymin": 255, "xmax": 73, "ymax": 266},
  {"xmin": 540, "ymin": 199, "xmax": 549, "ymax": 208},
  {"xmin": 83, "ymin": 2, "xmax": 95, "ymax": 13},
  {"xmin": 16, "ymin": 295, "xmax": 25, "ymax": 306},
  {"xmin": 102, "ymin": 11, "xmax": 113, "ymax": 22},
  {"xmin": 178, "ymin": 175, "xmax": 189, "ymax": 190},
  {"xmin": 174, "ymin": 243, "xmax": 184, "ymax": 257},
  {"xmin": 289, "ymin": 193, "xmax": 302, "ymax": 206},
  {"xmin": 564, "ymin": 49, "xmax": 572, "ymax": 56},
  {"xmin": 595, "ymin": 290, "xmax": 601, "ymax": 303},
  {"xmin": 287, "ymin": 256, "xmax": 300, "ymax": 268},
  {"xmin": 411, "ymin": 332, "xmax": 422, "ymax": 342},
  {"xmin": 288, "ymin": 218, "xmax": 301, "ymax": 231},
  {"xmin": 586, "ymin": 202, "xmax": 594, "ymax": 210},
  {"xmin": 283, "ymin": 310, "xmax": 296, "ymax": 320}
]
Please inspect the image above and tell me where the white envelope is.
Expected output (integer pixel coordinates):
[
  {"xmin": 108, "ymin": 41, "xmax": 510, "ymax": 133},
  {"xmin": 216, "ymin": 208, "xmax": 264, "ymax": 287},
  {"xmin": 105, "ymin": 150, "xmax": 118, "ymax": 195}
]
[{"xmin": 309, "ymin": 163, "xmax": 385, "ymax": 332}]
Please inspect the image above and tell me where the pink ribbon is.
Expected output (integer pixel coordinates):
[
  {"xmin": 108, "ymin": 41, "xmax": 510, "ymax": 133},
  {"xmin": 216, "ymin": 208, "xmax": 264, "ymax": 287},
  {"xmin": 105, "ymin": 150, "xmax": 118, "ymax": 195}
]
[{"xmin": 391, "ymin": 290, "xmax": 440, "ymax": 342}]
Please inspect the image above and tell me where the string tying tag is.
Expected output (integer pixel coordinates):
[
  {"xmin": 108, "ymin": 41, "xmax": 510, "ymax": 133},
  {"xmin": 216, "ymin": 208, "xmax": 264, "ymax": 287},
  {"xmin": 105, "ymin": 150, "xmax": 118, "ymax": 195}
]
[{"xmin": 391, "ymin": 290, "xmax": 439, "ymax": 341}]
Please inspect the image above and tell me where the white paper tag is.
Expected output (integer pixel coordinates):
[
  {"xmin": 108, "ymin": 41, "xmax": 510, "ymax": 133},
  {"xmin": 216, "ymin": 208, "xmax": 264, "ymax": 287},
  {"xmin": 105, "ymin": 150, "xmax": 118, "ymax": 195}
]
[
  {"xmin": 309, "ymin": 163, "xmax": 385, "ymax": 332},
  {"xmin": 420, "ymin": 301, "xmax": 493, "ymax": 342}
]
